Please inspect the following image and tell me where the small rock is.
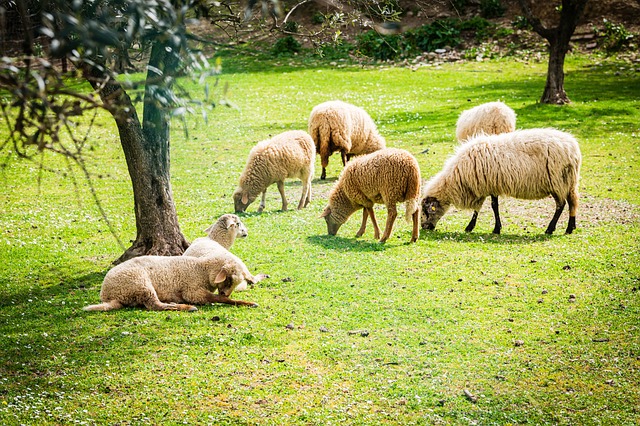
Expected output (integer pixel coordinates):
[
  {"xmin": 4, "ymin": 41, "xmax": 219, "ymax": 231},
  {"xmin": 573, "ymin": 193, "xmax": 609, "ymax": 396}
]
[
  {"xmin": 514, "ymin": 340, "xmax": 525, "ymax": 347},
  {"xmin": 568, "ymin": 294, "xmax": 577, "ymax": 302},
  {"xmin": 282, "ymin": 277, "xmax": 293, "ymax": 283},
  {"xmin": 211, "ymin": 316, "xmax": 221, "ymax": 322},
  {"xmin": 537, "ymin": 298, "xmax": 544, "ymax": 304},
  {"xmin": 319, "ymin": 326, "xmax": 329, "ymax": 333},
  {"xmin": 563, "ymin": 265, "xmax": 572, "ymax": 271},
  {"xmin": 605, "ymin": 379, "xmax": 615, "ymax": 386},
  {"xmin": 541, "ymin": 289, "xmax": 548, "ymax": 294},
  {"xmin": 285, "ymin": 323, "xmax": 295, "ymax": 330}
]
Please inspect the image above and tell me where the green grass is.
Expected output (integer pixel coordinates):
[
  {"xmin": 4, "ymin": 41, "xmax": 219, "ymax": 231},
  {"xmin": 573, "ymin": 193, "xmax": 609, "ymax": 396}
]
[{"xmin": 1, "ymin": 53, "xmax": 639, "ymax": 425}]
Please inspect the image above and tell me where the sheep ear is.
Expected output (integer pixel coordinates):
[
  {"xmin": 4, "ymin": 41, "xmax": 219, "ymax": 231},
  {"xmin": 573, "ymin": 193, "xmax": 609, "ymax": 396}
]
[
  {"xmin": 214, "ymin": 269, "xmax": 227, "ymax": 283},
  {"xmin": 319, "ymin": 206, "xmax": 331, "ymax": 218},
  {"xmin": 227, "ymin": 222, "xmax": 236, "ymax": 230},
  {"xmin": 241, "ymin": 193, "xmax": 249, "ymax": 204},
  {"xmin": 204, "ymin": 224, "xmax": 213, "ymax": 233}
]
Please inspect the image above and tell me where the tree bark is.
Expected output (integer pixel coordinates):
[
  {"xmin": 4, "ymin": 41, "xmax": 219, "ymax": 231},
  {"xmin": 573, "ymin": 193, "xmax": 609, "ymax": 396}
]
[{"xmin": 82, "ymin": 43, "xmax": 188, "ymax": 264}]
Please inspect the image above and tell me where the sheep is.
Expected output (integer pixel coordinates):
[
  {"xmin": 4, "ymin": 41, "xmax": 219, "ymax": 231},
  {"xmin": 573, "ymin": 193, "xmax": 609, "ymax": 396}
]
[
  {"xmin": 183, "ymin": 214, "xmax": 254, "ymax": 291},
  {"xmin": 233, "ymin": 130, "xmax": 315, "ymax": 213},
  {"xmin": 320, "ymin": 148, "xmax": 421, "ymax": 243},
  {"xmin": 455, "ymin": 101, "xmax": 517, "ymax": 231},
  {"xmin": 455, "ymin": 101, "xmax": 517, "ymax": 142},
  {"xmin": 308, "ymin": 100, "xmax": 386, "ymax": 180},
  {"xmin": 421, "ymin": 128, "xmax": 581, "ymax": 235},
  {"xmin": 83, "ymin": 253, "xmax": 269, "ymax": 312},
  {"xmin": 184, "ymin": 214, "xmax": 247, "ymax": 256}
]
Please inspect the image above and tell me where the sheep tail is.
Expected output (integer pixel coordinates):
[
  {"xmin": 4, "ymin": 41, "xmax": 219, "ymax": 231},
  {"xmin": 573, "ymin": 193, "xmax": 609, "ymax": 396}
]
[{"xmin": 404, "ymin": 198, "xmax": 420, "ymax": 224}]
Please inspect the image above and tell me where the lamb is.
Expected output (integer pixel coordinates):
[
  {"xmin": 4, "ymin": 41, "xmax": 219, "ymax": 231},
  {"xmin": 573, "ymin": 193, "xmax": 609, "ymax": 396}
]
[
  {"xmin": 320, "ymin": 148, "xmax": 421, "ymax": 243},
  {"xmin": 183, "ymin": 214, "xmax": 253, "ymax": 291},
  {"xmin": 308, "ymin": 100, "xmax": 386, "ymax": 180},
  {"xmin": 455, "ymin": 101, "xmax": 517, "ymax": 231},
  {"xmin": 455, "ymin": 101, "xmax": 516, "ymax": 142},
  {"xmin": 184, "ymin": 214, "xmax": 247, "ymax": 257},
  {"xmin": 421, "ymin": 128, "xmax": 581, "ymax": 235},
  {"xmin": 233, "ymin": 130, "xmax": 315, "ymax": 213},
  {"xmin": 83, "ymin": 253, "xmax": 269, "ymax": 312}
]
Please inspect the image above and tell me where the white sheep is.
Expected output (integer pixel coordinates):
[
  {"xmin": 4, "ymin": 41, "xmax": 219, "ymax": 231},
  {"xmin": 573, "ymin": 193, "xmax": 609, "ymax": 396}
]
[
  {"xmin": 456, "ymin": 101, "xmax": 517, "ymax": 142},
  {"xmin": 421, "ymin": 128, "xmax": 581, "ymax": 235},
  {"xmin": 455, "ymin": 101, "xmax": 517, "ymax": 231},
  {"xmin": 83, "ymin": 253, "xmax": 269, "ymax": 312},
  {"xmin": 308, "ymin": 100, "xmax": 386, "ymax": 180},
  {"xmin": 233, "ymin": 130, "xmax": 315, "ymax": 213},
  {"xmin": 320, "ymin": 148, "xmax": 421, "ymax": 243},
  {"xmin": 183, "ymin": 214, "xmax": 253, "ymax": 291}
]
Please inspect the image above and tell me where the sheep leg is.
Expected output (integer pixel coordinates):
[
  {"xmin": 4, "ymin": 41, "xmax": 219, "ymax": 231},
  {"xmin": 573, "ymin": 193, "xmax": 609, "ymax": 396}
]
[
  {"xmin": 545, "ymin": 195, "xmax": 566, "ymax": 235},
  {"xmin": 465, "ymin": 211, "xmax": 479, "ymax": 233},
  {"xmin": 207, "ymin": 293, "xmax": 258, "ymax": 308},
  {"xmin": 257, "ymin": 190, "xmax": 267, "ymax": 213},
  {"xmin": 321, "ymin": 156, "xmax": 329, "ymax": 180},
  {"xmin": 380, "ymin": 205, "xmax": 397, "ymax": 243},
  {"xmin": 277, "ymin": 181, "xmax": 288, "ymax": 211},
  {"xmin": 410, "ymin": 209, "xmax": 419, "ymax": 243},
  {"xmin": 298, "ymin": 176, "xmax": 311, "ymax": 209},
  {"xmin": 341, "ymin": 150, "xmax": 348, "ymax": 166},
  {"xmin": 356, "ymin": 208, "xmax": 369, "ymax": 238},
  {"xmin": 145, "ymin": 299, "xmax": 197, "ymax": 312},
  {"xmin": 368, "ymin": 207, "xmax": 381, "ymax": 240},
  {"xmin": 490, "ymin": 195, "xmax": 502, "ymax": 234},
  {"xmin": 565, "ymin": 189, "xmax": 578, "ymax": 234}
]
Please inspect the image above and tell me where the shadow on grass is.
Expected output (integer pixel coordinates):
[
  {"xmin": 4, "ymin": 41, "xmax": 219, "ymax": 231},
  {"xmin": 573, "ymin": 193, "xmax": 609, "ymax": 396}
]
[
  {"xmin": 306, "ymin": 234, "xmax": 389, "ymax": 252},
  {"xmin": 419, "ymin": 229, "xmax": 554, "ymax": 245}
]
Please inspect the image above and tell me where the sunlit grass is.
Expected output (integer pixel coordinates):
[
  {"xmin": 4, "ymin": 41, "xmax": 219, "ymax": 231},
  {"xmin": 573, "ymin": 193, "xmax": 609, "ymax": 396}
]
[{"xmin": 1, "ymin": 53, "xmax": 639, "ymax": 425}]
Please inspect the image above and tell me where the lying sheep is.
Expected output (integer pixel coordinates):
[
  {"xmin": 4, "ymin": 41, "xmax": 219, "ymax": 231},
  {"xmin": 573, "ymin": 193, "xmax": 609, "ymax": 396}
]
[
  {"xmin": 456, "ymin": 101, "xmax": 516, "ymax": 142},
  {"xmin": 421, "ymin": 128, "xmax": 581, "ymax": 235},
  {"xmin": 308, "ymin": 100, "xmax": 386, "ymax": 180},
  {"xmin": 320, "ymin": 148, "xmax": 421, "ymax": 243},
  {"xmin": 184, "ymin": 214, "xmax": 247, "ymax": 256},
  {"xmin": 234, "ymin": 130, "xmax": 315, "ymax": 213},
  {"xmin": 455, "ymin": 101, "xmax": 517, "ymax": 231},
  {"xmin": 83, "ymin": 253, "xmax": 268, "ymax": 312}
]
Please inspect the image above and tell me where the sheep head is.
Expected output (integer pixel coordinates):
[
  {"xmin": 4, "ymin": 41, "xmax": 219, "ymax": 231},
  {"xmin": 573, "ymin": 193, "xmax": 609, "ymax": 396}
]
[
  {"xmin": 320, "ymin": 206, "xmax": 343, "ymax": 236},
  {"xmin": 421, "ymin": 196, "xmax": 448, "ymax": 230},
  {"xmin": 233, "ymin": 188, "xmax": 256, "ymax": 213},
  {"xmin": 212, "ymin": 262, "xmax": 246, "ymax": 297}
]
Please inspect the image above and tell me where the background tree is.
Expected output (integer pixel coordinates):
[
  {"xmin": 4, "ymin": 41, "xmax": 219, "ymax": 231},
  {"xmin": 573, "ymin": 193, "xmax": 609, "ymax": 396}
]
[{"xmin": 516, "ymin": 0, "xmax": 590, "ymax": 104}]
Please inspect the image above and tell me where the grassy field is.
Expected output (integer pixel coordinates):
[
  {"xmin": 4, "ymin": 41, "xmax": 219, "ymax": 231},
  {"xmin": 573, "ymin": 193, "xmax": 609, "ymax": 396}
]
[{"xmin": 1, "ymin": 53, "xmax": 639, "ymax": 425}]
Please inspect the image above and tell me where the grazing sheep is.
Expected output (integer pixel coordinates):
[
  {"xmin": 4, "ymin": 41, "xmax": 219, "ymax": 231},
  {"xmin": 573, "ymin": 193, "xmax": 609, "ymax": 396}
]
[
  {"xmin": 83, "ymin": 253, "xmax": 269, "ymax": 312},
  {"xmin": 308, "ymin": 100, "xmax": 386, "ymax": 180},
  {"xmin": 456, "ymin": 101, "xmax": 517, "ymax": 142},
  {"xmin": 320, "ymin": 148, "xmax": 421, "ymax": 243},
  {"xmin": 455, "ymin": 101, "xmax": 517, "ymax": 231},
  {"xmin": 233, "ymin": 130, "xmax": 315, "ymax": 213},
  {"xmin": 421, "ymin": 128, "xmax": 581, "ymax": 235}
]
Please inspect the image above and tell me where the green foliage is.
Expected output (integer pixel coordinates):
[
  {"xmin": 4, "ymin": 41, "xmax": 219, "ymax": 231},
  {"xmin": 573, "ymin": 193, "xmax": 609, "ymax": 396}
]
[
  {"xmin": 480, "ymin": 0, "xmax": 505, "ymax": 19},
  {"xmin": 1, "ymin": 56, "xmax": 639, "ymax": 425},
  {"xmin": 283, "ymin": 20, "xmax": 299, "ymax": 33},
  {"xmin": 459, "ymin": 16, "xmax": 495, "ymax": 40},
  {"xmin": 316, "ymin": 40, "xmax": 354, "ymax": 60},
  {"xmin": 597, "ymin": 19, "xmax": 635, "ymax": 52},
  {"xmin": 406, "ymin": 18, "xmax": 462, "ymax": 52},
  {"xmin": 311, "ymin": 12, "xmax": 325, "ymax": 24},
  {"xmin": 271, "ymin": 35, "xmax": 302, "ymax": 56},
  {"xmin": 356, "ymin": 30, "xmax": 403, "ymax": 61},
  {"xmin": 512, "ymin": 15, "xmax": 532, "ymax": 30}
]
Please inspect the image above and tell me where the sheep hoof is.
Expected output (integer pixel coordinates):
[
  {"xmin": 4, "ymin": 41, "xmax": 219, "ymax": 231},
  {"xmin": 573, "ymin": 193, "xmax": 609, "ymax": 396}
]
[
  {"xmin": 188, "ymin": 306, "xmax": 198, "ymax": 312},
  {"xmin": 249, "ymin": 302, "xmax": 259, "ymax": 308}
]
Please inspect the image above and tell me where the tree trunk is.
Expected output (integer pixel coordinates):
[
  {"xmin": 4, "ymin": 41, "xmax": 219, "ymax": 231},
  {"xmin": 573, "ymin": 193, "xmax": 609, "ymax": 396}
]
[
  {"xmin": 541, "ymin": 34, "xmax": 571, "ymax": 104},
  {"xmin": 82, "ymin": 43, "xmax": 188, "ymax": 264}
]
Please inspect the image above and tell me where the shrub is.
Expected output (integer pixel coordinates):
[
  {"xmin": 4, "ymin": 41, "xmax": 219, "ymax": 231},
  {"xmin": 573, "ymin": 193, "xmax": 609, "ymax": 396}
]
[
  {"xmin": 311, "ymin": 12, "xmax": 325, "ymax": 25},
  {"xmin": 512, "ymin": 15, "xmax": 532, "ymax": 30},
  {"xmin": 356, "ymin": 31, "xmax": 403, "ymax": 61},
  {"xmin": 317, "ymin": 41, "xmax": 354, "ymax": 60},
  {"xmin": 480, "ymin": 0, "xmax": 505, "ymax": 19},
  {"xmin": 459, "ymin": 16, "xmax": 494, "ymax": 40},
  {"xmin": 406, "ymin": 19, "xmax": 461, "ymax": 53},
  {"xmin": 271, "ymin": 36, "xmax": 301, "ymax": 56},
  {"xmin": 597, "ymin": 19, "xmax": 634, "ymax": 52},
  {"xmin": 450, "ymin": 0, "xmax": 468, "ymax": 14},
  {"xmin": 283, "ymin": 21, "xmax": 299, "ymax": 33}
]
